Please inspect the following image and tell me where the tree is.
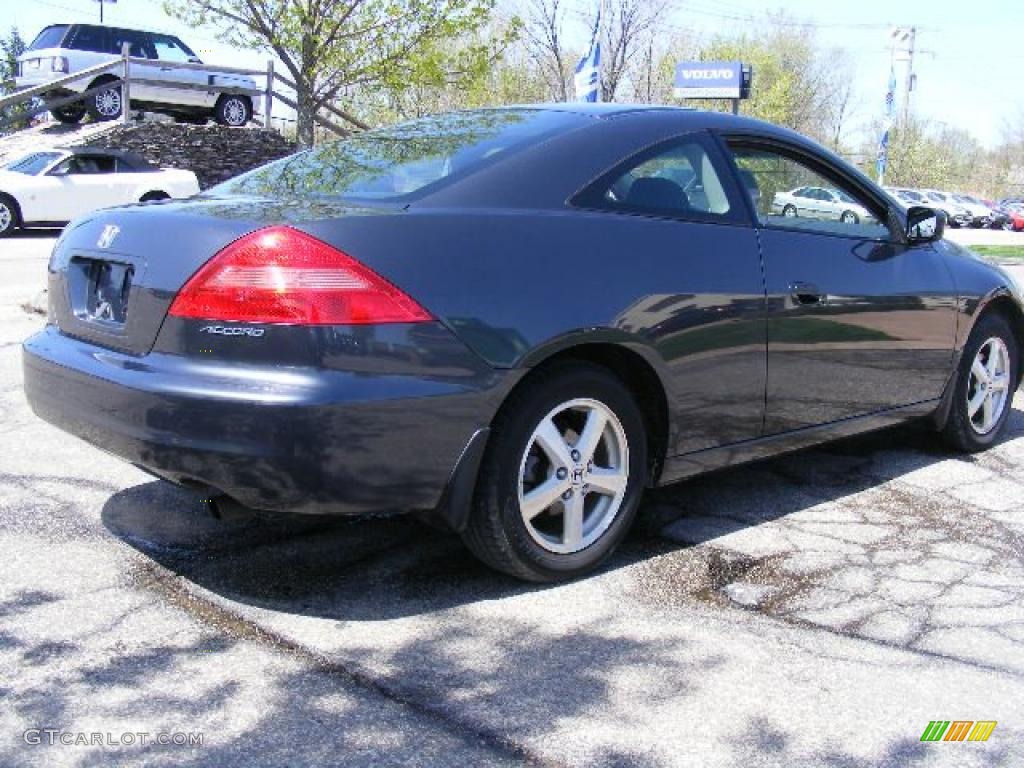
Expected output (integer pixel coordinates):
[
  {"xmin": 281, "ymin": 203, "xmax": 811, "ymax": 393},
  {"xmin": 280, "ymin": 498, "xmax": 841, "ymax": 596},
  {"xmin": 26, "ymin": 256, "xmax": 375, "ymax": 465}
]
[
  {"xmin": 0, "ymin": 27, "xmax": 29, "ymax": 133},
  {"xmin": 693, "ymin": 19, "xmax": 855, "ymax": 145},
  {"xmin": 163, "ymin": 0, "xmax": 502, "ymax": 145},
  {"xmin": 522, "ymin": 0, "xmax": 573, "ymax": 101},
  {"xmin": 597, "ymin": 0, "xmax": 670, "ymax": 102}
]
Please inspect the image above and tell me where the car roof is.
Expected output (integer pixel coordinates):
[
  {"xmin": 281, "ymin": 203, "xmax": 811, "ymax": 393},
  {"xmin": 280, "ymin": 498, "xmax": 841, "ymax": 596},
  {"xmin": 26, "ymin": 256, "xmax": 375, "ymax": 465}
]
[
  {"xmin": 55, "ymin": 146, "xmax": 157, "ymax": 171},
  {"xmin": 48, "ymin": 22, "xmax": 182, "ymax": 37}
]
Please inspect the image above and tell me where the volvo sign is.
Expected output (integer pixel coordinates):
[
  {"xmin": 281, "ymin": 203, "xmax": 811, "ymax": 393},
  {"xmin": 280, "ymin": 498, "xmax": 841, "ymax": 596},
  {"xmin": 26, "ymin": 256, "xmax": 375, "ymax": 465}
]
[{"xmin": 673, "ymin": 61, "xmax": 751, "ymax": 100}]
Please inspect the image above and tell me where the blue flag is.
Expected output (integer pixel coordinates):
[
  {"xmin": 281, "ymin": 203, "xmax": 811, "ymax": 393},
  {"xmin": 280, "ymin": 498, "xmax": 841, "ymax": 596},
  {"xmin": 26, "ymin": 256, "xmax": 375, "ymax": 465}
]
[
  {"xmin": 574, "ymin": 12, "xmax": 601, "ymax": 102},
  {"xmin": 877, "ymin": 66, "xmax": 896, "ymax": 179}
]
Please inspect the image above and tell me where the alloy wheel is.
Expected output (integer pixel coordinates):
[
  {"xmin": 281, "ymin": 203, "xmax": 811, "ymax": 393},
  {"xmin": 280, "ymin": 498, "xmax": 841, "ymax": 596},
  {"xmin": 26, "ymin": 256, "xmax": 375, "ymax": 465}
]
[
  {"xmin": 518, "ymin": 398, "xmax": 629, "ymax": 554},
  {"xmin": 967, "ymin": 337, "xmax": 1011, "ymax": 435},
  {"xmin": 95, "ymin": 88, "xmax": 121, "ymax": 118},
  {"xmin": 0, "ymin": 202, "xmax": 12, "ymax": 232},
  {"xmin": 222, "ymin": 98, "xmax": 248, "ymax": 126}
]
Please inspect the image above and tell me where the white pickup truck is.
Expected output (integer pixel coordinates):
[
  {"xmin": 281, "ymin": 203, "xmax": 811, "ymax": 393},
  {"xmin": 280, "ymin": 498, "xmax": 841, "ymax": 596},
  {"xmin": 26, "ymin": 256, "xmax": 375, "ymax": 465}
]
[
  {"xmin": 15, "ymin": 24, "xmax": 258, "ymax": 127},
  {"xmin": 0, "ymin": 147, "xmax": 199, "ymax": 236}
]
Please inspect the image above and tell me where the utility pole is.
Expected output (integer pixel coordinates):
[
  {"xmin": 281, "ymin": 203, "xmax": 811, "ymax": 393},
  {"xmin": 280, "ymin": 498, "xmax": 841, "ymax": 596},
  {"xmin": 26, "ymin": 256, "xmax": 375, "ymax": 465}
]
[{"xmin": 891, "ymin": 26, "xmax": 916, "ymax": 127}]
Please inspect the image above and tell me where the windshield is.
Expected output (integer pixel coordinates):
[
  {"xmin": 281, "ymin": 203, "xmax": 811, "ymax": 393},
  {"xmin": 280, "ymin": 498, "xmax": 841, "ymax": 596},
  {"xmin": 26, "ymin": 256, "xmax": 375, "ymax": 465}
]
[
  {"xmin": 6, "ymin": 152, "xmax": 63, "ymax": 175},
  {"xmin": 212, "ymin": 109, "xmax": 584, "ymax": 202},
  {"xmin": 832, "ymin": 189, "xmax": 857, "ymax": 203},
  {"xmin": 28, "ymin": 25, "xmax": 69, "ymax": 50}
]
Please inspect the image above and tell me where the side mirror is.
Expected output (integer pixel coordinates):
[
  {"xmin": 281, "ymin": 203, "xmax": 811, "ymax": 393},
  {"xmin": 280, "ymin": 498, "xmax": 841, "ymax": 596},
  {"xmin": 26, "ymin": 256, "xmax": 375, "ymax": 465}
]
[{"xmin": 906, "ymin": 205, "xmax": 945, "ymax": 243}]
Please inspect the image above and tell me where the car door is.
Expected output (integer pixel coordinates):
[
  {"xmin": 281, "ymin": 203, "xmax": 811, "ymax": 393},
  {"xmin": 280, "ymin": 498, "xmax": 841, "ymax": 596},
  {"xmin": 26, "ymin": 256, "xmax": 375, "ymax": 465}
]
[
  {"xmin": 578, "ymin": 132, "xmax": 767, "ymax": 455},
  {"xmin": 149, "ymin": 34, "xmax": 210, "ymax": 108},
  {"xmin": 45, "ymin": 155, "xmax": 122, "ymax": 220},
  {"xmin": 108, "ymin": 28, "xmax": 160, "ymax": 103},
  {"xmin": 722, "ymin": 138, "xmax": 958, "ymax": 435}
]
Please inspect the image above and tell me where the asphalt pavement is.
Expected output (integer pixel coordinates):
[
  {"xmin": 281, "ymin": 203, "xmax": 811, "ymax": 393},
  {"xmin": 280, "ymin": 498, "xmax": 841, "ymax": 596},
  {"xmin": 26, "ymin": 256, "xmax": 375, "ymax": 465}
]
[{"xmin": 1, "ymin": 231, "xmax": 1023, "ymax": 767}]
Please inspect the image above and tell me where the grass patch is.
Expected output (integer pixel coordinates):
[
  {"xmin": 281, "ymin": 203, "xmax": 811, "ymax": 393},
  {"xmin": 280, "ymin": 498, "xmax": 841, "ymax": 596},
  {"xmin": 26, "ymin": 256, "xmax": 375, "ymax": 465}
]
[{"xmin": 971, "ymin": 245, "xmax": 1024, "ymax": 260}]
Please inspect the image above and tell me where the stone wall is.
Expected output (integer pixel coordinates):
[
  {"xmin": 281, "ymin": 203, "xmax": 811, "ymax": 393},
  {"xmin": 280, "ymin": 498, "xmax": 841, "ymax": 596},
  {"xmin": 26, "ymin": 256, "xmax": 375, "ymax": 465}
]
[{"xmin": 78, "ymin": 123, "xmax": 297, "ymax": 189}]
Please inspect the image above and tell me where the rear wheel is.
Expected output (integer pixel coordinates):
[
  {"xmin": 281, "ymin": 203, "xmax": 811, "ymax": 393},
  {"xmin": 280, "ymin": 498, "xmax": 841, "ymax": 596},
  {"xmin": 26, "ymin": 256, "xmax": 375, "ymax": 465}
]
[
  {"xmin": 941, "ymin": 312, "xmax": 1018, "ymax": 452},
  {"xmin": 840, "ymin": 210, "xmax": 858, "ymax": 224},
  {"xmin": 214, "ymin": 95, "xmax": 251, "ymax": 127},
  {"xmin": 463, "ymin": 362, "xmax": 647, "ymax": 582},
  {"xmin": 0, "ymin": 195, "xmax": 20, "ymax": 237},
  {"xmin": 86, "ymin": 80, "xmax": 123, "ymax": 121},
  {"xmin": 139, "ymin": 191, "xmax": 170, "ymax": 203},
  {"xmin": 782, "ymin": 204, "xmax": 797, "ymax": 217},
  {"xmin": 50, "ymin": 102, "xmax": 86, "ymax": 124}
]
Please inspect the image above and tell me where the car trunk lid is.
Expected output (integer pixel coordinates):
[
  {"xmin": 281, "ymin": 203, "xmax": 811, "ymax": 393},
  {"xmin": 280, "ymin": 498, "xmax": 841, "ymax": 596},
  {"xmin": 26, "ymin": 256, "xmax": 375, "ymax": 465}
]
[{"xmin": 48, "ymin": 197, "xmax": 390, "ymax": 355}]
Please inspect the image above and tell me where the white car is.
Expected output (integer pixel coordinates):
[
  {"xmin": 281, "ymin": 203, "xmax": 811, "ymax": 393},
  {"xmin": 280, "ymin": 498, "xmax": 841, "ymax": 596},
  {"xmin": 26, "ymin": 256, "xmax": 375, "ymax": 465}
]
[
  {"xmin": 15, "ymin": 23, "xmax": 258, "ymax": 126},
  {"xmin": 0, "ymin": 148, "xmax": 199, "ymax": 236},
  {"xmin": 951, "ymin": 194, "xmax": 996, "ymax": 228},
  {"xmin": 771, "ymin": 185, "xmax": 873, "ymax": 224}
]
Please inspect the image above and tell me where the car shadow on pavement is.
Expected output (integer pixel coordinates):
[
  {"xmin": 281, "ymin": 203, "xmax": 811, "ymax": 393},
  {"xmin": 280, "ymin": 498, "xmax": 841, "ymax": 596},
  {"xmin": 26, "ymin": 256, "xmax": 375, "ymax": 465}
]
[{"xmin": 99, "ymin": 407, "xmax": 1019, "ymax": 626}]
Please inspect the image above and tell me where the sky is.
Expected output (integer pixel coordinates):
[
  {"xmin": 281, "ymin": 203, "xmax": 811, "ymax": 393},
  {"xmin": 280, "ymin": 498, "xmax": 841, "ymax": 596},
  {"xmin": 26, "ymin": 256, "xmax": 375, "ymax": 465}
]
[{"xmin": 6, "ymin": 0, "xmax": 1023, "ymax": 148}]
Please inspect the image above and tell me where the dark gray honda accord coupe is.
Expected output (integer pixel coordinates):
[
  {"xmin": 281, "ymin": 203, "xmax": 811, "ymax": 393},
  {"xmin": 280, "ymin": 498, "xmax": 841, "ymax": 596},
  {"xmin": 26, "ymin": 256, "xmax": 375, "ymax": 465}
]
[{"xmin": 23, "ymin": 104, "xmax": 1023, "ymax": 581}]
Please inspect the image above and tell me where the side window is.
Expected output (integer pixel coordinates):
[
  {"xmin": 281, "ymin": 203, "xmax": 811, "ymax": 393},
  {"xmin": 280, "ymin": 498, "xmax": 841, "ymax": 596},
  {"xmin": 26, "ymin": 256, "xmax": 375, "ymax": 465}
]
[
  {"xmin": 69, "ymin": 26, "xmax": 109, "ymax": 53},
  {"xmin": 109, "ymin": 30, "xmax": 155, "ymax": 58},
  {"xmin": 598, "ymin": 139, "xmax": 733, "ymax": 218},
  {"xmin": 729, "ymin": 145, "xmax": 889, "ymax": 239},
  {"xmin": 152, "ymin": 35, "xmax": 192, "ymax": 63}
]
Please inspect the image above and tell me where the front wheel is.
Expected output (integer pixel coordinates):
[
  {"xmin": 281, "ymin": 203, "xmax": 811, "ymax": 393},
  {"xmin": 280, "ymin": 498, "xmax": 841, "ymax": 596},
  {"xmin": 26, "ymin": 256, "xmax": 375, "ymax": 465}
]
[
  {"xmin": 463, "ymin": 362, "xmax": 647, "ymax": 582},
  {"xmin": 782, "ymin": 204, "xmax": 797, "ymax": 217},
  {"xmin": 214, "ymin": 95, "xmax": 251, "ymax": 127},
  {"xmin": 840, "ymin": 210, "xmax": 859, "ymax": 224},
  {"xmin": 941, "ymin": 312, "xmax": 1018, "ymax": 452}
]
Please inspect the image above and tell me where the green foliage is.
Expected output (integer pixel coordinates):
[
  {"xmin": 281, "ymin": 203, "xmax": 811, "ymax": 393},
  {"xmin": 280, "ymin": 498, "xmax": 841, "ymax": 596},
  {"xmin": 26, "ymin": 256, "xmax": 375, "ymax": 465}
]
[
  {"xmin": 163, "ymin": 0, "xmax": 504, "ymax": 144},
  {"xmin": 669, "ymin": 15, "xmax": 854, "ymax": 147},
  {"xmin": 1, "ymin": 26, "xmax": 30, "ymax": 133}
]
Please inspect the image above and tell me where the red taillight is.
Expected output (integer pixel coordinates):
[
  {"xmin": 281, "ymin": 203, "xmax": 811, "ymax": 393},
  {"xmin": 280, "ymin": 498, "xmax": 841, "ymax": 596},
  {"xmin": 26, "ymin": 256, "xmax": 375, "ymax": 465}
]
[{"xmin": 168, "ymin": 226, "xmax": 432, "ymax": 325}]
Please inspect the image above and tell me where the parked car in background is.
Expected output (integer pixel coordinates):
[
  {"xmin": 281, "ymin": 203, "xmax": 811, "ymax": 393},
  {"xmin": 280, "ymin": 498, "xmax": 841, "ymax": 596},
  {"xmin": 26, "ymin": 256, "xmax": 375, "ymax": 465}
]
[
  {"xmin": 993, "ymin": 202, "xmax": 1024, "ymax": 231},
  {"xmin": 885, "ymin": 187, "xmax": 964, "ymax": 227},
  {"xmin": 952, "ymin": 194, "xmax": 996, "ymax": 228},
  {"xmin": 916, "ymin": 189, "xmax": 972, "ymax": 228},
  {"xmin": 15, "ymin": 24, "xmax": 258, "ymax": 126},
  {"xmin": 21, "ymin": 105, "xmax": 1023, "ymax": 581},
  {"xmin": 0, "ymin": 147, "xmax": 199, "ymax": 236},
  {"xmin": 981, "ymin": 200, "xmax": 1014, "ymax": 231},
  {"xmin": 771, "ymin": 185, "xmax": 874, "ymax": 224}
]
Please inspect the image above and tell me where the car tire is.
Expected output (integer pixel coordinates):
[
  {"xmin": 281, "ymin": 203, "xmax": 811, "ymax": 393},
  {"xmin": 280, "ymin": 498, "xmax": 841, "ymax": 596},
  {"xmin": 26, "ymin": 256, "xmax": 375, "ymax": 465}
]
[
  {"xmin": 50, "ymin": 102, "xmax": 86, "ymax": 124},
  {"xmin": 782, "ymin": 204, "xmax": 797, "ymax": 217},
  {"xmin": 941, "ymin": 312, "xmax": 1019, "ymax": 453},
  {"xmin": 214, "ymin": 95, "xmax": 251, "ymax": 127},
  {"xmin": 86, "ymin": 80, "xmax": 123, "ymax": 121},
  {"xmin": 139, "ymin": 191, "xmax": 170, "ymax": 203},
  {"xmin": 463, "ymin": 361, "xmax": 648, "ymax": 582},
  {"xmin": 1003, "ymin": 220, "xmax": 1015, "ymax": 232},
  {"xmin": 840, "ymin": 210, "xmax": 859, "ymax": 224},
  {"xmin": 0, "ymin": 194, "xmax": 20, "ymax": 237}
]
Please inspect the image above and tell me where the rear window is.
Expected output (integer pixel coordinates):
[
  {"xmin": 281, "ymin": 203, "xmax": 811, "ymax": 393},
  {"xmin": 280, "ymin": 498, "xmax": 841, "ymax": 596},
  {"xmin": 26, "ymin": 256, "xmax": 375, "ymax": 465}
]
[
  {"xmin": 212, "ymin": 109, "xmax": 584, "ymax": 202},
  {"xmin": 6, "ymin": 152, "xmax": 62, "ymax": 175},
  {"xmin": 28, "ymin": 25, "xmax": 69, "ymax": 51}
]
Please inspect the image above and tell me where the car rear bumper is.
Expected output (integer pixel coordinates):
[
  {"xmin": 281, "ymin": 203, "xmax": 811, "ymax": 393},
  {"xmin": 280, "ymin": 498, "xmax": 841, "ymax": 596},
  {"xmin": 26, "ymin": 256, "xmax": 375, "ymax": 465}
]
[{"xmin": 23, "ymin": 325, "xmax": 506, "ymax": 515}]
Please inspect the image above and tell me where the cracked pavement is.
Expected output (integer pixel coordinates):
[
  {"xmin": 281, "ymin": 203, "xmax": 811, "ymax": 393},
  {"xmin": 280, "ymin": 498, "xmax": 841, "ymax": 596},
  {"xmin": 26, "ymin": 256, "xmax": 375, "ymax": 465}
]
[{"xmin": 1, "ymin": 234, "xmax": 1023, "ymax": 767}]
